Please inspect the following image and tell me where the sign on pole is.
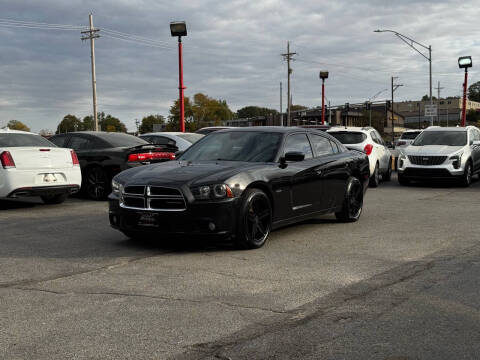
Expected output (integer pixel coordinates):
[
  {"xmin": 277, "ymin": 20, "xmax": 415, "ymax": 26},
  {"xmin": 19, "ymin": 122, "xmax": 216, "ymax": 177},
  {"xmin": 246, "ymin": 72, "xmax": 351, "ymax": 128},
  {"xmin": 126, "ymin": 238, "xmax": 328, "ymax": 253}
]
[{"xmin": 424, "ymin": 105, "xmax": 437, "ymax": 117}]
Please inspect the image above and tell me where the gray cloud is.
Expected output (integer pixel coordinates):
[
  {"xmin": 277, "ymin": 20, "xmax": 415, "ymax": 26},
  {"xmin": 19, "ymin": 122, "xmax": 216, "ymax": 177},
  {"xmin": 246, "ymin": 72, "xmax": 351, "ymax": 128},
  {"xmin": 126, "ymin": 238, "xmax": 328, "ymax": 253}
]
[{"xmin": 0, "ymin": 0, "xmax": 479, "ymax": 131}]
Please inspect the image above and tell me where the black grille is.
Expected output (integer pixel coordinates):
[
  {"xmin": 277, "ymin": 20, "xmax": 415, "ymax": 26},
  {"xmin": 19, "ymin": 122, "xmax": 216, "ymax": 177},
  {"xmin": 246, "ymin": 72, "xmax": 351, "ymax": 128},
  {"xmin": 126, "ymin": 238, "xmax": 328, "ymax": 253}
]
[
  {"xmin": 149, "ymin": 198, "xmax": 186, "ymax": 210},
  {"xmin": 123, "ymin": 197, "xmax": 145, "ymax": 208},
  {"xmin": 403, "ymin": 168, "xmax": 452, "ymax": 178},
  {"xmin": 408, "ymin": 155, "xmax": 447, "ymax": 166},
  {"xmin": 124, "ymin": 185, "xmax": 145, "ymax": 195},
  {"xmin": 148, "ymin": 186, "xmax": 182, "ymax": 196}
]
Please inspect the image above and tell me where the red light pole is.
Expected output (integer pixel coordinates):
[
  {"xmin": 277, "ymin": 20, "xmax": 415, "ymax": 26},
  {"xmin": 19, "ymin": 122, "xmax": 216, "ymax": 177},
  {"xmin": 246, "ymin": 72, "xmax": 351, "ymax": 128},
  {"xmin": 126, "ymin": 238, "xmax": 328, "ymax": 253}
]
[
  {"xmin": 170, "ymin": 21, "xmax": 187, "ymax": 132},
  {"xmin": 458, "ymin": 56, "xmax": 472, "ymax": 127},
  {"xmin": 319, "ymin": 71, "xmax": 329, "ymax": 125}
]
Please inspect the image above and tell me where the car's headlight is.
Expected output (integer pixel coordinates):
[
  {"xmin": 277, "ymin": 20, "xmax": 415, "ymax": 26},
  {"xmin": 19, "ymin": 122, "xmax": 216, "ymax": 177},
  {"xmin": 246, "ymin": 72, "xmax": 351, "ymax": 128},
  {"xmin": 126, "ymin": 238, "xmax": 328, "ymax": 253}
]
[
  {"xmin": 449, "ymin": 151, "xmax": 463, "ymax": 169},
  {"xmin": 112, "ymin": 179, "xmax": 123, "ymax": 195},
  {"xmin": 191, "ymin": 184, "xmax": 234, "ymax": 200}
]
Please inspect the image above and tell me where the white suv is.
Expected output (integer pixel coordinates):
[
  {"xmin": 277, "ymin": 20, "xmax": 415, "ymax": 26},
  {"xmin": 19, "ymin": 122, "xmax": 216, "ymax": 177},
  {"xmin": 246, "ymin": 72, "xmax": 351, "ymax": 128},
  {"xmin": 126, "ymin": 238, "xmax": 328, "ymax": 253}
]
[
  {"xmin": 327, "ymin": 127, "xmax": 392, "ymax": 187},
  {"xmin": 396, "ymin": 129, "xmax": 423, "ymax": 149},
  {"xmin": 0, "ymin": 128, "xmax": 82, "ymax": 203},
  {"xmin": 397, "ymin": 126, "xmax": 480, "ymax": 187}
]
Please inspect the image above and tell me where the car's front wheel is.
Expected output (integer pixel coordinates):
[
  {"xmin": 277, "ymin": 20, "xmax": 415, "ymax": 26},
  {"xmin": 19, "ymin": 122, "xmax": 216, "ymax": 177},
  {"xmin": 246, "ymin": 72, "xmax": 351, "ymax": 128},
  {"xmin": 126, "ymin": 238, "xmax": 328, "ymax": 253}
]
[
  {"xmin": 460, "ymin": 161, "xmax": 473, "ymax": 187},
  {"xmin": 235, "ymin": 188, "xmax": 272, "ymax": 249},
  {"xmin": 369, "ymin": 163, "xmax": 380, "ymax": 187},
  {"xmin": 335, "ymin": 177, "xmax": 363, "ymax": 222}
]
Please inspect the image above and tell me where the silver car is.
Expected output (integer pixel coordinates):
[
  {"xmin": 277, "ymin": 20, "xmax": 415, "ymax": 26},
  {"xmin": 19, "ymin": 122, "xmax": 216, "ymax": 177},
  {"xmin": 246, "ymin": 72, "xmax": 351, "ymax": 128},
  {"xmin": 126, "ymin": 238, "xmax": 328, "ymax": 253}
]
[
  {"xmin": 397, "ymin": 126, "xmax": 480, "ymax": 186},
  {"xmin": 395, "ymin": 129, "xmax": 423, "ymax": 149}
]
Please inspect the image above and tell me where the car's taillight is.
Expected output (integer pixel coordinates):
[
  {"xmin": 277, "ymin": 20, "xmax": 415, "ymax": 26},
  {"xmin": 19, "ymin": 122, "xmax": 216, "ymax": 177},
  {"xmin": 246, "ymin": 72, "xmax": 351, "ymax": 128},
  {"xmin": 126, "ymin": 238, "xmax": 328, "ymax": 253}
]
[
  {"xmin": 70, "ymin": 150, "xmax": 80, "ymax": 166},
  {"xmin": 364, "ymin": 144, "xmax": 373, "ymax": 156},
  {"xmin": 128, "ymin": 152, "xmax": 175, "ymax": 162},
  {"xmin": 0, "ymin": 151, "xmax": 16, "ymax": 169}
]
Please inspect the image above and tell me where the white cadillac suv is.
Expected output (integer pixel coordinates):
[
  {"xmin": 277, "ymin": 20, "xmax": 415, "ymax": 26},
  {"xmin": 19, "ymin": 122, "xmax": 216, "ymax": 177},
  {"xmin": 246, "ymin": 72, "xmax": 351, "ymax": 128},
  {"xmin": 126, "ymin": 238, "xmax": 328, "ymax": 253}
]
[
  {"xmin": 397, "ymin": 126, "xmax": 480, "ymax": 187},
  {"xmin": 0, "ymin": 129, "xmax": 82, "ymax": 203},
  {"xmin": 327, "ymin": 126, "xmax": 392, "ymax": 187}
]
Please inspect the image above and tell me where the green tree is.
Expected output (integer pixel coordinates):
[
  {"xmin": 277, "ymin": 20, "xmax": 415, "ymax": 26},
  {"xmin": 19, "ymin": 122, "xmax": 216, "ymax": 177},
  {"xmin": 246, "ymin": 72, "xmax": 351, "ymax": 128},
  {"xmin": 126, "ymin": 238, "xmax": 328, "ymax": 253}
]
[
  {"xmin": 82, "ymin": 115, "xmax": 95, "ymax": 131},
  {"xmin": 466, "ymin": 109, "xmax": 480, "ymax": 124},
  {"xmin": 167, "ymin": 93, "xmax": 233, "ymax": 131},
  {"xmin": 7, "ymin": 120, "xmax": 30, "ymax": 132},
  {"xmin": 99, "ymin": 113, "xmax": 127, "ymax": 132},
  {"xmin": 290, "ymin": 104, "xmax": 308, "ymax": 112},
  {"xmin": 468, "ymin": 81, "xmax": 480, "ymax": 102},
  {"xmin": 139, "ymin": 114, "xmax": 165, "ymax": 134},
  {"xmin": 237, "ymin": 106, "xmax": 278, "ymax": 118},
  {"xmin": 56, "ymin": 115, "xmax": 82, "ymax": 134}
]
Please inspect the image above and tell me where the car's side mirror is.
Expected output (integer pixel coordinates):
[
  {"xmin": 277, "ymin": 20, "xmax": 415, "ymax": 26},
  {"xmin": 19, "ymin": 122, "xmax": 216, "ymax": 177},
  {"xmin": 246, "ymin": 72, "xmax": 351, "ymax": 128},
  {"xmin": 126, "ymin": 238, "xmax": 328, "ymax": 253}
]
[{"xmin": 285, "ymin": 151, "xmax": 305, "ymax": 162}]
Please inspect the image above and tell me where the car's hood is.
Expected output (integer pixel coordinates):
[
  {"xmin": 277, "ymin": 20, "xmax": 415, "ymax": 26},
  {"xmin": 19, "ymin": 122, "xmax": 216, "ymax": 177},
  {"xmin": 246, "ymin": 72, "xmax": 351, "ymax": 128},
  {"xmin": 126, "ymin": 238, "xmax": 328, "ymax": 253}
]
[
  {"xmin": 403, "ymin": 145, "xmax": 464, "ymax": 156},
  {"xmin": 116, "ymin": 160, "xmax": 267, "ymax": 187}
]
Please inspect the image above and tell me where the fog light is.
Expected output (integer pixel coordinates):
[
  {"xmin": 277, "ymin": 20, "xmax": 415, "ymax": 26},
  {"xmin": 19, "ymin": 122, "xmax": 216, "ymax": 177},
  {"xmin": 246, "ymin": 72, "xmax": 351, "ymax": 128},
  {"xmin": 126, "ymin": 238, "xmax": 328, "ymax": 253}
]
[{"xmin": 208, "ymin": 222, "xmax": 216, "ymax": 231}]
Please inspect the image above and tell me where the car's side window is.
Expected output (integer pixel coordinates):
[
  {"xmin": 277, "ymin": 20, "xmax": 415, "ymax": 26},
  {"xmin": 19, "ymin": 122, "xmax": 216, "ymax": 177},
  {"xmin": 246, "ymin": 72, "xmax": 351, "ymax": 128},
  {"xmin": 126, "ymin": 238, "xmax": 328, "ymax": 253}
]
[
  {"xmin": 49, "ymin": 135, "xmax": 67, "ymax": 147},
  {"xmin": 310, "ymin": 134, "xmax": 334, "ymax": 157},
  {"xmin": 151, "ymin": 136, "xmax": 170, "ymax": 145},
  {"xmin": 283, "ymin": 133, "xmax": 313, "ymax": 159},
  {"xmin": 330, "ymin": 140, "xmax": 340, "ymax": 153},
  {"xmin": 375, "ymin": 131, "xmax": 385, "ymax": 145},
  {"xmin": 369, "ymin": 131, "xmax": 379, "ymax": 144},
  {"xmin": 68, "ymin": 136, "xmax": 93, "ymax": 150},
  {"xmin": 468, "ymin": 130, "xmax": 474, "ymax": 145}
]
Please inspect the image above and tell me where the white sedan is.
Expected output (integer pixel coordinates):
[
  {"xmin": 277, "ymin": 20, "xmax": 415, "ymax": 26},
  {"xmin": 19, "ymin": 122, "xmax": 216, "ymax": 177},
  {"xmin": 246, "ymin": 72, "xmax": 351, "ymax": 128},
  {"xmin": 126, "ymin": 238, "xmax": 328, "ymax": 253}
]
[{"xmin": 0, "ymin": 129, "xmax": 82, "ymax": 204}]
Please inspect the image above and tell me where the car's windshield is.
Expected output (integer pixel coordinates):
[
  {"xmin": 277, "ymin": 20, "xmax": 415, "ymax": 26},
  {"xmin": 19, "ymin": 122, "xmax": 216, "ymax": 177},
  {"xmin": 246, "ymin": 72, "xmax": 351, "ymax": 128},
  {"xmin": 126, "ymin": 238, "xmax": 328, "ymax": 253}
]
[
  {"xmin": 400, "ymin": 132, "xmax": 421, "ymax": 140},
  {"xmin": 176, "ymin": 133, "xmax": 204, "ymax": 144},
  {"xmin": 328, "ymin": 132, "xmax": 366, "ymax": 144},
  {"xmin": 0, "ymin": 133, "xmax": 56, "ymax": 147},
  {"xmin": 100, "ymin": 133, "xmax": 148, "ymax": 147},
  {"xmin": 412, "ymin": 131, "xmax": 467, "ymax": 146},
  {"xmin": 179, "ymin": 131, "xmax": 283, "ymax": 162}
]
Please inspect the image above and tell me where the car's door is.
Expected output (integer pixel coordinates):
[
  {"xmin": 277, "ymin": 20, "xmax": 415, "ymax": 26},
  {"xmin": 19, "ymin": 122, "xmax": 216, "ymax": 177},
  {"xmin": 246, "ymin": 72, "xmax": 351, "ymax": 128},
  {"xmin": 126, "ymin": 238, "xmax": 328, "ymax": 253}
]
[
  {"xmin": 371, "ymin": 130, "xmax": 390, "ymax": 172},
  {"xmin": 308, "ymin": 133, "xmax": 349, "ymax": 210},
  {"xmin": 282, "ymin": 132, "xmax": 319, "ymax": 217}
]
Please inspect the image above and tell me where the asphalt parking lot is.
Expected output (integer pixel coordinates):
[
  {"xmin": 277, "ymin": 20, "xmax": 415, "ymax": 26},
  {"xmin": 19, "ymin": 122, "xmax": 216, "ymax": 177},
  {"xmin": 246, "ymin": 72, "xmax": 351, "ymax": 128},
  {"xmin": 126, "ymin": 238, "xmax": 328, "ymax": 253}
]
[{"xmin": 1, "ymin": 174, "xmax": 480, "ymax": 359}]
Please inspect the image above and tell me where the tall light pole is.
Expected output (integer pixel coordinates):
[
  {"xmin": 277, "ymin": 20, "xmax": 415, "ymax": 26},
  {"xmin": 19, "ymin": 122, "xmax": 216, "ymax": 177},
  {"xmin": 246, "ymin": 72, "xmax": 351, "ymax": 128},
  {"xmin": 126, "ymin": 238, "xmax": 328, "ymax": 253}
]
[
  {"xmin": 319, "ymin": 71, "xmax": 329, "ymax": 125},
  {"xmin": 170, "ymin": 21, "xmax": 187, "ymax": 132},
  {"xmin": 374, "ymin": 29, "xmax": 433, "ymax": 126},
  {"xmin": 458, "ymin": 56, "xmax": 472, "ymax": 127}
]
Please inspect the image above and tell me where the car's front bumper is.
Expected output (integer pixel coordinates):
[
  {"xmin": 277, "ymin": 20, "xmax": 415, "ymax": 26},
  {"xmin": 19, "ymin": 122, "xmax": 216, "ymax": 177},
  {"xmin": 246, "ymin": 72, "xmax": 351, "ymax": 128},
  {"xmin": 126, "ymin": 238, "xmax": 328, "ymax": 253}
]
[
  {"xmin": 398, "ymin": 166, "xmax": 464, "ymax": 180},
  {"xmin": 108, "ymin": 196, "xmax": 240, "ymax": 238}
]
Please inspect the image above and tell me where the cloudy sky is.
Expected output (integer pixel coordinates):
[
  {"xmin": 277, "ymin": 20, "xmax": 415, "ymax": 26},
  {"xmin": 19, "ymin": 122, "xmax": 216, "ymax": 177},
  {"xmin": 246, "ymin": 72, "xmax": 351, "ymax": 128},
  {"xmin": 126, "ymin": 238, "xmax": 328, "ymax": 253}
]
[{"xmin": 0, "ymin": 0, "xmax": 479, "ymax": 132}]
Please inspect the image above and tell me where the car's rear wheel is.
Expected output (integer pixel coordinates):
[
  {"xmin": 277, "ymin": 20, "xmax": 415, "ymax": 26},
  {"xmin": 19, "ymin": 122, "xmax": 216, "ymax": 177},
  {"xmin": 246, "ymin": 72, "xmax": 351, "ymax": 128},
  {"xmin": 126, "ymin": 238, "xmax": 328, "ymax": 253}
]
[
  {"xmin": 85, "ymin": 167, "xmax": 109, "ymax": 200},
  {"xmin": 41, "ymin": 193, "xmax": 67, "ymax": 205},
  {"xmin": 369, "ymin": 163, "xmax": 380, "ymax": 187},
  {"xmin": 335, "ymin": 177, "xmax": 363, "ymax": 222},
  {"xmin": 460, "ymin": 161, "xmax": 473, "ymax": 187},
  {"xmin": 235, "ymin": 188, "xmax": 272, "ymax": 249}
]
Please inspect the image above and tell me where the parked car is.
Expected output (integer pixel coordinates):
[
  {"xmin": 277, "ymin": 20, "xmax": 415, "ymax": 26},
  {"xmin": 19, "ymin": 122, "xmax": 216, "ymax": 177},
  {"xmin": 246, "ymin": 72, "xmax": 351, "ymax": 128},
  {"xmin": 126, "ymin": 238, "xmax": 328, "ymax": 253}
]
[
  {"xmin": 49, "ymin": 131, "xmax": 177, "ymax": 200},
  {"xmin": 0, "ymin": 128, "xmax": 81, "ymax": 204},
  {"xmin": 397, "ymin": 126, "xmax": 480, "ymax": 186},
  {"xmin": 109, "ymin": 127, "xmax": 370, "ymax": 249},
  {"xmin": 195, "ymin": 126, "xmax": 235, "ymax": 135},
  {"xmin": 327, "ymin": 126, "xmax": 391, "ymax": 187},
  {"xmin": 396, "ymin": 129, "xmax": 423, "ymax": 148},
  {"xmin": 139, "ymin": 132, "xmax": 204, "ymax": 152}
]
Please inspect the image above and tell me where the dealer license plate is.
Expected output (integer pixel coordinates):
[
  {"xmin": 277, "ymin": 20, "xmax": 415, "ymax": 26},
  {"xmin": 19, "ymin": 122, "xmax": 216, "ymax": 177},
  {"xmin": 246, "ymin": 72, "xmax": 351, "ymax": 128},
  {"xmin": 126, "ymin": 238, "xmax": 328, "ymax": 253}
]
[{"xmin": 137, "ymin": 212, "xmax": 159, "ymax": 227}]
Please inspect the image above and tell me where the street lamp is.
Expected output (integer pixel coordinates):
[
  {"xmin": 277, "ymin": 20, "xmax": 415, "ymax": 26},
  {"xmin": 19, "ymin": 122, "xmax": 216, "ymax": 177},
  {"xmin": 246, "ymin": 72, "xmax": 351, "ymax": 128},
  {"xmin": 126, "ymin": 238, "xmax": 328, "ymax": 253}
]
[
  {"xmin": 170, "ymin": 21, "xmax": 187, "ymax": 132},
  {"xmin": 374, "ymin": 29, "xmax": 433, "ymax": 126},
  {"xmin": 319, "ymin": 71, "xmax": 329, "ymax": 125},
  {"xmin": 458, "ymin": 56, "xmax": 472, "ymax": 127}
]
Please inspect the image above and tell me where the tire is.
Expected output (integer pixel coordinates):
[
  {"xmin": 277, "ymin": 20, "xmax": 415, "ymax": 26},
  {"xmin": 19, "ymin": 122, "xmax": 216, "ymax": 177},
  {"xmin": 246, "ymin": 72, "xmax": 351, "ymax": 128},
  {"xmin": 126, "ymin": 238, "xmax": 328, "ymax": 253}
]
[
  {"xmin": 335, "ymin": 177, "xmax": 363, "ymax": 223},
  {"xmin": 383, "ymin": 159, "xmax": 392, "ymax": 182},
  {"xmin": 85, "ymin": 167, "xmax": 110, "ymax": 200},
  {"xmin": 460, "ymin": 161, "xmax": 473, "ymax": 187},
  {"xmin": 41, "ymin": 193, "xmax": 67, "ymax": 204},
  {"xmin": 235, "ymin": 188, "xmax": 272, "ymax": 249},
  {"xmin": 369, "ymin": 163, "xmax": 380, "ymax": 187},
  {"xmin": 398, "ymin": 173, "xmax": 409, "ymax": 186}
]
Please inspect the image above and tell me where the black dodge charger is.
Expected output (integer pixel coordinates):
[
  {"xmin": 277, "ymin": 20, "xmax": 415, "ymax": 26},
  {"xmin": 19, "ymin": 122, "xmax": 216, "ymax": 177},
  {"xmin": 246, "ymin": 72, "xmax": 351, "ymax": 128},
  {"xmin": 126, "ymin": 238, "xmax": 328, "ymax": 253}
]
[{"xmin": 109, "ymin": 127, "xmax": 370, "ymax": 249}]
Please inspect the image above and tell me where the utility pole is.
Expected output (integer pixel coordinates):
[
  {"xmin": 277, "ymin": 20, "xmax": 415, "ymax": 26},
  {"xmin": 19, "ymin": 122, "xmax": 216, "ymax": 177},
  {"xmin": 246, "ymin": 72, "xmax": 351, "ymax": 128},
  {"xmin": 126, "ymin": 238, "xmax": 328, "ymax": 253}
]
[
  {"xmin": 282, "ymin": 41, "xmax": 296, "ymax": 127},
  {"xmin": 391, "ymin": 76, "xmax": 403, "ymax": 144},
  {"xmin": 280, "ymin": 82, "xmax": 283, "ymax": 126},
  {"xmin": 435, "ymin": 81, "xmax": 444, "ymax": 125},
  {"xmin": 81, "ymin": 14, "xmax": 100, "ymax": 131}
]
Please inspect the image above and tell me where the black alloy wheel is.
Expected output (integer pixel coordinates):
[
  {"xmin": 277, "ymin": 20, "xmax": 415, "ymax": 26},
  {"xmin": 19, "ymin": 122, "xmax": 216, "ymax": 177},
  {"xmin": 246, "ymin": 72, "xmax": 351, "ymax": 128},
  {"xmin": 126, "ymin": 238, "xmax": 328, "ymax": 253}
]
[
  {"xmin": 369, "ymin": 163, "xmax": 380, "ymax": 188},
  {"xmin": 461, "ymin": 161, "xmax": 473, "ymax": 187},
  {"xmin": 85, "ymin": 167, "xmax": 109, "ymax": 200},
  {"xmin": 236, "ymin": 188, "xmax": 272, "ymax": 249},
  {"xmin": 335, "ymin": 177, "xmax": 363, "ymax": 222}
]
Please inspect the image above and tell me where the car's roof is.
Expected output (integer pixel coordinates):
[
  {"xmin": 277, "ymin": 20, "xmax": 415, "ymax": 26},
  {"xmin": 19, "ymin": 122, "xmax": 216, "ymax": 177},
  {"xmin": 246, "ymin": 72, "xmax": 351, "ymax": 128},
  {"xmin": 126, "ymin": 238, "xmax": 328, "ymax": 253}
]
[
  {"xmin": 52, "ymin": 131, "xmax": 136, "ymax": 137},
  {"xmin": 141, "ymin": 132, "xmax": 198, "ymax": 136},
  {"xmin": 423, "ymin": 126, "xmax": 471, "ymax": 132},
  {"xmin": 327, "ymin": 126, "xmax": 373, "ymax": 133},
  {"xmin": 0, "ymin": 128, "xmax": 37, "ymax": 135},
  {"xmin": 215, "ymin": 126, "xmax": 326, "ymax": 134}
]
